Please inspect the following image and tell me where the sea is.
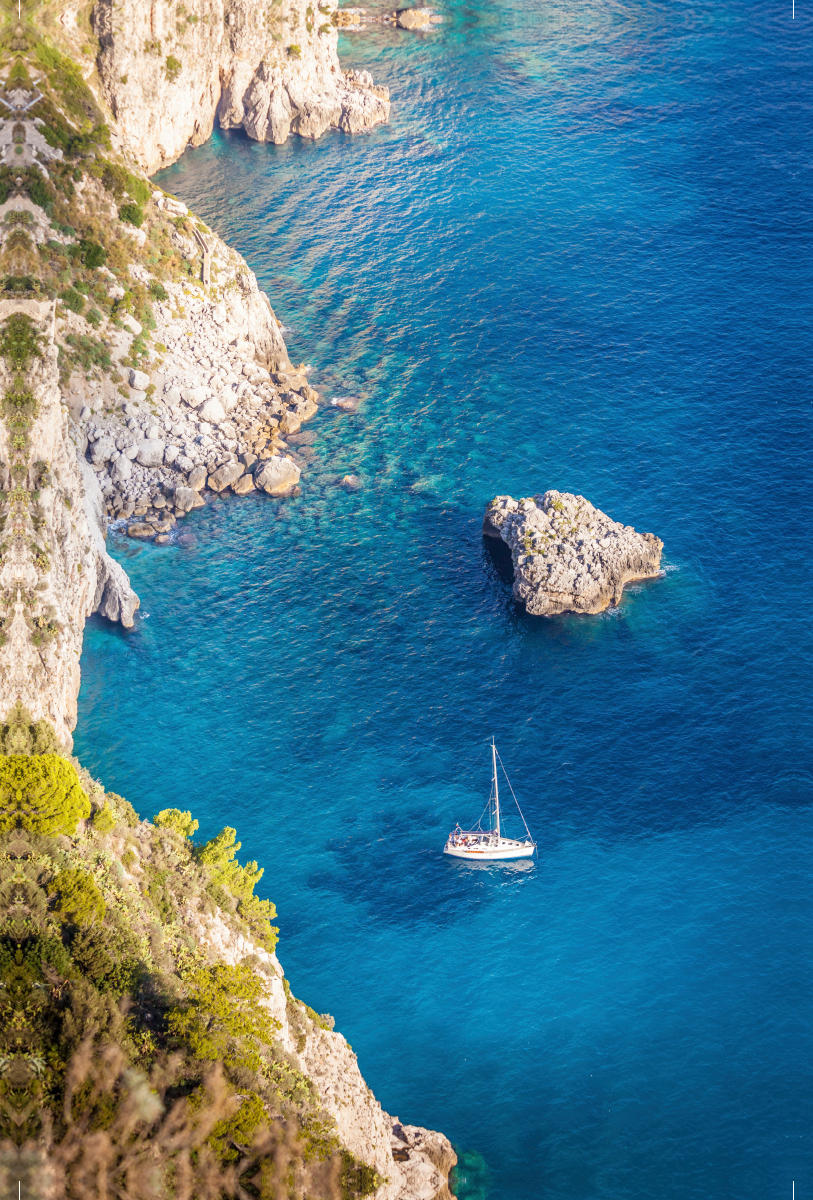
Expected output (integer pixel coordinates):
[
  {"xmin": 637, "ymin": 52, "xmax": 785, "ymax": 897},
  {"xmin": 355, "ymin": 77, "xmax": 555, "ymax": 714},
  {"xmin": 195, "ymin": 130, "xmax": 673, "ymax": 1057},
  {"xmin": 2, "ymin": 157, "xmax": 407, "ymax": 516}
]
[{"xmin": 74, "ymin": 1, "xmax": 812, "ymax": 1196}]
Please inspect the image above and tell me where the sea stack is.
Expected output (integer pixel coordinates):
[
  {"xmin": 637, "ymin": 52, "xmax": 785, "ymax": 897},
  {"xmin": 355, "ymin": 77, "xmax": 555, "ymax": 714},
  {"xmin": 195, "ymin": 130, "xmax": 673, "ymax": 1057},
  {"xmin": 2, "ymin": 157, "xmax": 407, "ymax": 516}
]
[{"xmin": 484, "ymin": 490, "xmax": 663, "ymax": 616}]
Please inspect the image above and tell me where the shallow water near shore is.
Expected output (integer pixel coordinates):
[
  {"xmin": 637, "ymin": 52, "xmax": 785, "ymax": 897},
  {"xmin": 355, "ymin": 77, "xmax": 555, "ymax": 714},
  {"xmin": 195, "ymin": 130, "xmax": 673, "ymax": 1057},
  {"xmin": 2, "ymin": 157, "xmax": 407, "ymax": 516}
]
[{"xmin": 77, "ymin": 1, "xmax": 810, "ymax": 1196}]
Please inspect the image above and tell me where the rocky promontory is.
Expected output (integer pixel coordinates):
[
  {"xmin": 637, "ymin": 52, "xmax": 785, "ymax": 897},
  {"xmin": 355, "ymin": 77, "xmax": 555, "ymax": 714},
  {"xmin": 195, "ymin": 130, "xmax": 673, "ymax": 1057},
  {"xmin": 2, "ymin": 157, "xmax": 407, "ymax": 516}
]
[
  {"xmin": 484, "ymin": 490, "xmax": 663, "ymax": 616},
  {"xmin": 92, "ymin": 0, "xmax": 390, "ymax": 172}
]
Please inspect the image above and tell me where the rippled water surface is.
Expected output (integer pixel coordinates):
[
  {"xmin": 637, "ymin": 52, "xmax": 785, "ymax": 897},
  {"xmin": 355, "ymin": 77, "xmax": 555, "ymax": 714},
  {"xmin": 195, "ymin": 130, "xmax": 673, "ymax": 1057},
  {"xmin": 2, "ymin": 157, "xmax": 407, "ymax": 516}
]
[{"xmin": 77, "ymin": 1, "xmax": 811, "ymax": 1196}]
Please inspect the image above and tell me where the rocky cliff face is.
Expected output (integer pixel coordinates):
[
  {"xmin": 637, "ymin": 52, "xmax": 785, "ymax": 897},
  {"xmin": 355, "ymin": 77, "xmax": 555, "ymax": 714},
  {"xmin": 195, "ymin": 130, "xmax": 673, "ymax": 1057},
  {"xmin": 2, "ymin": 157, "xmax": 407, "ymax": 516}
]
[
  {"xmin": 485, "ymin": 489, "xmax": 664, "ymax": 616},
  {"xmin": 92, "ymin": 0, "xmax": 390, "ymax": 173},
  {"xmin": 181, "ymin": 897, "xmax": 455, "ymax": 1199},
  {"xmin": 0, "ymin": 298, "xmax": 139, "ymax": 748}
]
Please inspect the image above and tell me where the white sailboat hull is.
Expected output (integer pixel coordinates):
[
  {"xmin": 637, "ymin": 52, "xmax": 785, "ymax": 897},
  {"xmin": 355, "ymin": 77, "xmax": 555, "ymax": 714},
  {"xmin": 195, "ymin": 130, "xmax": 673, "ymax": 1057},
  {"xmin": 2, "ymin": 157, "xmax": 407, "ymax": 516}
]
[{"xmin": 443, "ymin": 839, "xmax": 536, "ymax": 861}]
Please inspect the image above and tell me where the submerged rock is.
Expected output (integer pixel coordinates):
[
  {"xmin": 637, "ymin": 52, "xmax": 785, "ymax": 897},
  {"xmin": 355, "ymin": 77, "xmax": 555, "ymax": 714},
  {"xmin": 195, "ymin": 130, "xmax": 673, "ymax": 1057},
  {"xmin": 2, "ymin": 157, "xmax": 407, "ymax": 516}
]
[
  {"xmin": 396, "ymin": 7, "xmax": 435, "ymax": 27},
  {"xmin": 484, "ymin": 489, "xmax": 663, "ymax": 616}
]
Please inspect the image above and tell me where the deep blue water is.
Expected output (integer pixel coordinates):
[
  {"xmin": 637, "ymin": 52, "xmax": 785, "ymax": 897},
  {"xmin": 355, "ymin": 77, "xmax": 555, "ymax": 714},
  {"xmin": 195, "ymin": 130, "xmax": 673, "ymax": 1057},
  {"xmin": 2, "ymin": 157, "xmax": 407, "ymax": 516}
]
[{"xmin": 76, "ymin": 1, "xmax": 811, "ymax": 1196}]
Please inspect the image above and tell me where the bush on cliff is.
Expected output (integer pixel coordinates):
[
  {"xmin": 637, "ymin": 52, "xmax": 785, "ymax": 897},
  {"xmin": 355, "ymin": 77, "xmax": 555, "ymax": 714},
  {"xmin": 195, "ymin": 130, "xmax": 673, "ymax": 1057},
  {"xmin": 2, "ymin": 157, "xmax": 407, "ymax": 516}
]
[
  {"xmin": 0, "ymin": 754, "xmax": 90, "ymax": 834},
  {"xmin": 198, "ymin": 826, "xmax": 279, "ymax": 951},
  {"xmin": 48, "ymin": 867, "xmax": 106, "ymax": 925},
  {"xmin": 154, "ymin": 806, "xmax": 199, "ymax": 838}
]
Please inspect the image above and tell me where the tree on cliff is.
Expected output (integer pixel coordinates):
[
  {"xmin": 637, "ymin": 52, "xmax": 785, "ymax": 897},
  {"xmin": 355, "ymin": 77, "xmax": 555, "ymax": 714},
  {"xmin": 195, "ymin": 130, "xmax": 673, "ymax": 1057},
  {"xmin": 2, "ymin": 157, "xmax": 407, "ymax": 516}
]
[{"xmin": 0, "ymin": 753, "xmax": 90, "ymax": 834}]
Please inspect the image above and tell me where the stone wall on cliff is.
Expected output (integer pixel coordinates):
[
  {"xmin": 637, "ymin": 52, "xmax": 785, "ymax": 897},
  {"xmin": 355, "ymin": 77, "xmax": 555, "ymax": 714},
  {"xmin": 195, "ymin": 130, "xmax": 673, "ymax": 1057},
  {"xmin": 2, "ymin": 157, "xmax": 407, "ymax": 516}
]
[{"xmin": 92, "ymin": 0, "xmax": 390, "ymax": 173}]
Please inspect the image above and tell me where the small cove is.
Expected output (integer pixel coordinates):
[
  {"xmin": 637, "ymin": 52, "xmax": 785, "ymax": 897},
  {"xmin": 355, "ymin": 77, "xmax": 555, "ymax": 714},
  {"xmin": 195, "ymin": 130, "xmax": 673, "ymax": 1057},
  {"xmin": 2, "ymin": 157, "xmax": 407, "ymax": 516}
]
[{"xmin": 76, "ymin": 1, "xmax": 811, "ymax": 1196}]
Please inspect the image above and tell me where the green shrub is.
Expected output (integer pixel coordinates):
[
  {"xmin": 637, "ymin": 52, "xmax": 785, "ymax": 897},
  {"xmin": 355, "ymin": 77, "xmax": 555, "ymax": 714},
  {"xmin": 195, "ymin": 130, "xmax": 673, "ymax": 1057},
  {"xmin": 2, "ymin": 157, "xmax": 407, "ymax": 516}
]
[
  {"xmin": 198, "ymin": 826, "xmax": 278, "ymax": 950},
  {"xmin": 165, "ymin": 55, "xmax": 182, "ymax": 82},
  {"xmin": 60, "ymin": 287, "xmax": 85, "ymax": 314},
  {"xmin": 149, "ymin": 281, "xmax": 168, "ymax": 301},
  {"xmin": 167, "ymin": 961, "xmax": 280, "ymax": 1070},
  {"xmin": 107, "ymin": 791, "xmax": 139, "ymax": 826},
  {"xmin": 26, "ymin": 170, "xmax": 51, "ymax": 209},
  {"xmin": 208, "ymin": 1092, "xmax": 266, "ymax": 1161},
  {"xmin": 121, "ymin": 847, "xmax": 137, "ymax": 871},
  {"xmin": 92, "ymin": 802, "xmax": 116, "ymax": 834},
  {"xmin": 79, "ymin": 238, "xmax": 106, "ymax": 269},
  {"xmin": 154, "ymin": 807, "xmax": 199, "ymax": 838},
  {"xmin": 49, "ymin": 868, "xmax": 106, "ymax": 925},
  {"xmin": 119, "ymin": 202, "xmax": 144, "ymax": 228},
  {"xmin": 86, "ymin": 307, "xmax": 103, "ymax": 327},
  {"xmin": 0, "ymin": 754, "xmax": 90, "ymax": 834},
  {"xmin": 0, "ymin": 315, "xmax": 43, "ymax": 371}
]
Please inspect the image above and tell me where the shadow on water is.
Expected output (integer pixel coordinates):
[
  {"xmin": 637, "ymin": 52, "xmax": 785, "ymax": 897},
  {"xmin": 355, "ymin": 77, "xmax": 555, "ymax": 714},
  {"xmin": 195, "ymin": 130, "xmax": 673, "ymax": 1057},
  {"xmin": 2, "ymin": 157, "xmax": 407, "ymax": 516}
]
[{"xmin": 482, "ymin": 533, "xmax": 515, "ymax": 591}]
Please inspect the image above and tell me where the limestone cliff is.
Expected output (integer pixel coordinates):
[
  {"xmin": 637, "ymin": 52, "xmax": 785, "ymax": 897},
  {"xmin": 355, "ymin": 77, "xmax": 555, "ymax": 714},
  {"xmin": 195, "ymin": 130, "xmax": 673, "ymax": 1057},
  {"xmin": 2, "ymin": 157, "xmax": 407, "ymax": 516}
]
[
  {"xmin": 0, "ymin": 300, "xmax": 138, "ymax": 748},
  {"xmin": 91, "ymin": 0, "xmax": 390, "ymax": 172}
]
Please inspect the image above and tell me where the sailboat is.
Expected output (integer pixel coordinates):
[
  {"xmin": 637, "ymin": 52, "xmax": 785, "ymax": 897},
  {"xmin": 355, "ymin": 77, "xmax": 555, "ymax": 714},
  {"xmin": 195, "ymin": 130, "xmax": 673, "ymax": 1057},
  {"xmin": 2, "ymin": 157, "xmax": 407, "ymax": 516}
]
[{"xmin": 443, "ymin": 740, "xmax": 536, "ymax": 861}]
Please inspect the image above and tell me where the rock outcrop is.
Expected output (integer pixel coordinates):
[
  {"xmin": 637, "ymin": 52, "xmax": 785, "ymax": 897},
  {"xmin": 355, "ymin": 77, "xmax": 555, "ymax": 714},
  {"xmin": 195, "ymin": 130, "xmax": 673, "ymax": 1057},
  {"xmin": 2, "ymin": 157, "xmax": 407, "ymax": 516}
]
[
  {"xmin": 92, "ymin": 0, "xmax": 390, "ymax": 173},
  {"xmin": 484, "ymin": 490, "xmax": 663, "ymax": 616}
]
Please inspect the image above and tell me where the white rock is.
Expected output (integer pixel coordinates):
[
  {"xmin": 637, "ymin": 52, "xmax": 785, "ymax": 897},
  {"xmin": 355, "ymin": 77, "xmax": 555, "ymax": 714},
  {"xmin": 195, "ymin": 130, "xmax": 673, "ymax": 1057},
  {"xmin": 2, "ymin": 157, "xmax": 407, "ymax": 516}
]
[
  {"xmin": 79, "ymin": 406, "xmax": 91, "ymax": 421},
  {"xmin": 123, "ymin": 316, "xmax": 143, "ymax": 336},
  {"xmin": 164, "ymin": 445, "xmax": 180, "ymax": 464},
  {"xmin": 112, "ymin": 456, "xmax": 133, "ymax": 481},
  {"xmin": 129, "ymin": 368, "xmax": 150, "ymax": 390},
  {"xmin": 90, "ymin": 436, "xmax": 116, "ymax": 465},
  {"xmin": 136, "ymin": 439, "xmax": 166, "ymax": 467},
  {"xmin": 174, "ymin": 486, "xmax": 205, "ymax": 512},
  {"xmin": 254, "ymin": 456, "xmax": 301, "ymax": 496},
  {"xmin": 198, "ymin": 397, "xmax": 226, "ymax": 424}
]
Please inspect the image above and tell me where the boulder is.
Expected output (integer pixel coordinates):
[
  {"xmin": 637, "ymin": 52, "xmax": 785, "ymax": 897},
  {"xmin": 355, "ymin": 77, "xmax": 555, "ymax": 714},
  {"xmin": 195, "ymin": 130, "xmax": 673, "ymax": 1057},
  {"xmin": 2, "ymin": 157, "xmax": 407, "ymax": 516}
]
[
  {"xmin": 182, "ymin": 386, "xmax": 207, "ymax": 406},
  {"xmin": 112, "ymin": 457, "xmax": 132, "ymax": 482},
  {"xmin": 233, "ymin": 473, "xmax": 256, "ymax": 496},
  {"xmin": 198, "ymin": 397, "xmax": 227, "ymax": 424},
  {"xmin": 127, "ymin": 523, "xmax": 155, "ymax": 539},
  {"xmin": 174, "ymin": 487, "xmax": 206, "ymax": 513},
  {"xmin": 136, "ymin": 439, "xmax": 165, "ymax": 467},
  {"xmin": 187, "ymin": 465, "xmax": 207, "ymax": 491},
  {"xmin": 164, "ymin": 445, "xmax": 179, "ymax": 465},
  {"xmin": 90, "ymin": 436, "xmax": 115, "ymax": 465},
  {"xmin": 278, "ymin": 411, "xmax": 301, "ymax": 436},
  {"xmin": 254, "ymin": 456, "xmax": 301, "ymax": 496},
  {"xmin": 208, "ymin": 461, "xmax": 243, "ymax": 491},
  {"xmin": 483, "ymin": 490, "xmax": 664, "ymax": 616},
  {"xmin": 129, "ymin": 368, "xmax": 150, "ymax": 389}
]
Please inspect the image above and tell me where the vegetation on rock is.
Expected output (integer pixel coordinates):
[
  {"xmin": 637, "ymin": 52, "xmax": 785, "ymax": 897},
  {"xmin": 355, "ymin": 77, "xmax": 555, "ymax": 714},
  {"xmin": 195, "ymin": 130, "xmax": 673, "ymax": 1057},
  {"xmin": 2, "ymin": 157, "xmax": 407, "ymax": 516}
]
[{"xmin": 0, "ymin": 707, "xmax": 378, "ymax": 1197}]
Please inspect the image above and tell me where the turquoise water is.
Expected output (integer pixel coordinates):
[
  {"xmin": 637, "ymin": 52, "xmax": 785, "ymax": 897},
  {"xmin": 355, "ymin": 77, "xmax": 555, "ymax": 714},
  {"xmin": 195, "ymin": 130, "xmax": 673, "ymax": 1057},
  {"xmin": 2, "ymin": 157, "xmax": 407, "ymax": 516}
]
[{"xmin": 76, "ymin": 1, "xmax": 811, "ymax": 1196}]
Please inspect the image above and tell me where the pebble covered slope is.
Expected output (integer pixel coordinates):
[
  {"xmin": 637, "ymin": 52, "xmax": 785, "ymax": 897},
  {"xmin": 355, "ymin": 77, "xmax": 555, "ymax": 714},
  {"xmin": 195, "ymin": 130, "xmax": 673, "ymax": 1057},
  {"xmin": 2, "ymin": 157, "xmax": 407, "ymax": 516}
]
[{"xmin": 484, "ymin": 490, "xmax": 664, "ymax": 616}]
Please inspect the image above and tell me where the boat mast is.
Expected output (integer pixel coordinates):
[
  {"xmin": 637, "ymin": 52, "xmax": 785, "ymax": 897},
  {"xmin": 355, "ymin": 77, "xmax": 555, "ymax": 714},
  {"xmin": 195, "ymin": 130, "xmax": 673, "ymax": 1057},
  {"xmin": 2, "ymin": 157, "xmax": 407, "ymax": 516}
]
[{"xmin": 492, "ymin": 738, "xmax": 500, "ymax": 838}]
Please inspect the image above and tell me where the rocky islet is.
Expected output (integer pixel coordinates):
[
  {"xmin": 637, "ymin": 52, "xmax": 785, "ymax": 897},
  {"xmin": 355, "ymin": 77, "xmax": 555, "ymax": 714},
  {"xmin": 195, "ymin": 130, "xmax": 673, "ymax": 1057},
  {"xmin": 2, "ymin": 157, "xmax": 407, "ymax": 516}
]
[{"xmin": 484, "ymin": 490, "xmax": 664, "ymax": 616}]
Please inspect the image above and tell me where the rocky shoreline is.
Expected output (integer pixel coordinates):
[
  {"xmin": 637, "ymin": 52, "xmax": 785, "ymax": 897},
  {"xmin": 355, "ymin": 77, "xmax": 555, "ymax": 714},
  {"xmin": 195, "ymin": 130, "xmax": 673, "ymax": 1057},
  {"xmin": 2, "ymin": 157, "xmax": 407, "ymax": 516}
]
[
  {"xmin": 485, "ymin": 490, "xmax": 664, "ymax": 616},
  {"xmin": 0, "ymin": 16, "xmax": 457, "ymax": 1196}
]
